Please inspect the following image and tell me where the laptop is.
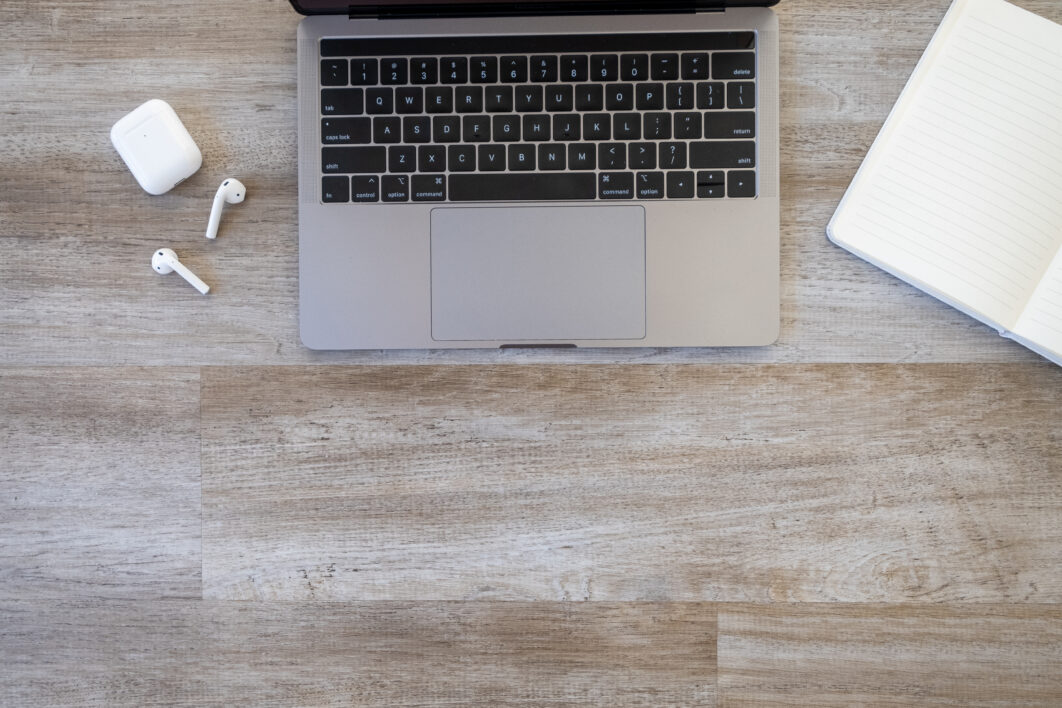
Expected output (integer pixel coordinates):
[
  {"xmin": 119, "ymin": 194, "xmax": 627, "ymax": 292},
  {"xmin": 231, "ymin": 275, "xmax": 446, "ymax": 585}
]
[{"xmin": 292, "ymin": 0, "xmax": 780, "ymax": 349}]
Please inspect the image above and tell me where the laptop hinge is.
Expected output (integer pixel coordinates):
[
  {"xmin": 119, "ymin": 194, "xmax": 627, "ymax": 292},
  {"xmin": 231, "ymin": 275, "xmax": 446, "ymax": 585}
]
[{"xmin": 348, "ymin": 1, "xmax": 713, "ymax": 20}]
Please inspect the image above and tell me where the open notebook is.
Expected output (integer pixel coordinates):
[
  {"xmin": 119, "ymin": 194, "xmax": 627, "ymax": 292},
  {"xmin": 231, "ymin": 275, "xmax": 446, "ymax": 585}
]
[{"xmin": 827, "ymin": 0, "xmax": 1062, "ymax": 366}]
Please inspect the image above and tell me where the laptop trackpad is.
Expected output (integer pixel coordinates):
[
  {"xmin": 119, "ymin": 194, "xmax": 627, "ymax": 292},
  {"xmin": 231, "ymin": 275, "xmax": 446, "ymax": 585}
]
[{"xmin": 431, "ymin": 206, "xmax": 646, "ymax": 342}]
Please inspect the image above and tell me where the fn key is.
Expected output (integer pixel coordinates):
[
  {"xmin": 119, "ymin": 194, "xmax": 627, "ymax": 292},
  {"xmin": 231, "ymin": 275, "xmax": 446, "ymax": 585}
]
[{"xmin": 322, "ymin": 176, "xmax": 349, "ymax": 203}]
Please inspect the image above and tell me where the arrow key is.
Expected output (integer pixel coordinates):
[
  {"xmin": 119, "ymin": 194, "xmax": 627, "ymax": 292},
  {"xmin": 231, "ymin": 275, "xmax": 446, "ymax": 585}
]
[
  {"xmin": 728, "ymin": 170, "xmax": 757, "ymax": 198},
  {"xmin": 667, "ymin": 171, "xmax": 695, "ymax": 199}
]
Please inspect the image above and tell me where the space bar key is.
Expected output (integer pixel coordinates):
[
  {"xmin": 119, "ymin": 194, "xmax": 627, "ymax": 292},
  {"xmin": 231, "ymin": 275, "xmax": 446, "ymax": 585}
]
[{"xmin": 449, "ymin": 173, "xmax": 597, "ymax": 202}]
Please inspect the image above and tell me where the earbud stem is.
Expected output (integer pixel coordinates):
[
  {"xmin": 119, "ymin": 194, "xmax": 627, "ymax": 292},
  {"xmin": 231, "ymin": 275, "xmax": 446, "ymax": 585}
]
[
  {"xmin": 205, "ymin": 192, "xmax": 224, "ymax": 240},
  {"xmin": 171, "ymin": 259, "xmax": 211, "ymax": 294}
]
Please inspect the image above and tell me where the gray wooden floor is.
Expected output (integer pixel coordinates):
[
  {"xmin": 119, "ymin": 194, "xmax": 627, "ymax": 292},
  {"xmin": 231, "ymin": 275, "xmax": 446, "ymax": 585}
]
[{"xmin": 2, "ymin": 0, "xmax": 1061, "ymax": 705}]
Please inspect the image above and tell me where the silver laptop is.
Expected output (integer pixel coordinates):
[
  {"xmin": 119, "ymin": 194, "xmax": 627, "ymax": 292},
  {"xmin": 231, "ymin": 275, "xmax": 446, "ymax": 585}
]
[{"xmin": 293, "ymin": 0, "xmax": 780, "ymax": 349}]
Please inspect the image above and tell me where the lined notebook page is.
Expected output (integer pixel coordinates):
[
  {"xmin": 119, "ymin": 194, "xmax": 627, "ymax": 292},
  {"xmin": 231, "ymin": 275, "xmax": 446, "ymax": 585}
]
[
  {"xmin": 828, "ymin": 0, "xmax": 1062, "ymax": 331},
  {"xmin": 1014, "ymin": 248, "xmax": 1062, "ymax": 358}
]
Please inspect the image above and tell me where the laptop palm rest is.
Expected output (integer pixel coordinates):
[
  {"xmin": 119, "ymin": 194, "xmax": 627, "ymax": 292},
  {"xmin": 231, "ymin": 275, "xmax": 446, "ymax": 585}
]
[{"xmin": 430, "ymin": 206, "xmax": 646, "ymax": 343}]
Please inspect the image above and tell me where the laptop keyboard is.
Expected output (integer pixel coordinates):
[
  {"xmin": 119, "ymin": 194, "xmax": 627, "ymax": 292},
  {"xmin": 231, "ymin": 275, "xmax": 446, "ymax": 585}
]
[{"xmin": 318, "ymin": 32, "xmax": 757, "ymax": 203}]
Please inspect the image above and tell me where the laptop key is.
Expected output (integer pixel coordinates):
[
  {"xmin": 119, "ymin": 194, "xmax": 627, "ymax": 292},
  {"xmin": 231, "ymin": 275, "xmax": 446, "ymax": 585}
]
[
  {"xmin": 523, "ymin": 115, "xmax": 551, "ymax": 141},
  {"xmin": 697, "ymin": 82, "xmax": 726, "ymax": 109},
  {"xmin": 575, "ymin": 84, "xmax": 604, "ymax": 112},
  {"xmin": 464, "ymin": 116, "xmax": 492, "ymax": 142},
  {"xmin": 508, "ymin": 144, "xmax": 537, "ymax": 171},
  {"xmin": 412, "ymin": 175, "xmax": 447, "ymax": 202},
  {"xmin": 666, "ymin": 82, "xmax": 695, "ymax": 110},
  {"xmin": 425, "ymin": 86, "xmax": 453, "ymax": 113},
  {"xmin": 350, "ymin": 59, "xmax": 377, "ymax": 86},
  {"xmin": 561, "ymin": 55, "xmax": 588, "ymax": 82},
  {"xmin": 419, "ymin": 146, "xmax": 446, "ymax": 172},
  {"xmin": 620, "ymin": 54, "xmax": 649, "ymax": 81},
  {"xmin": 403, "ymin": 116, "xmax": 431, "ymax": 143},
  {"xmin": 636, "ymin": 83, "xmax": 665, "ymax": 110},
  {"xmin": 395, "ymin": 87, "xmax": 424, "ymax": 114},
  {"xmin": 546, "ymin": 85, "xmax": 574, "ymax": 112},
  {"xmin": 433, "ymin": 115, "xmax": 461, "ymax": 142},
  {"xmin": 713, "ymin": 52, "xmax": 756, "ymax": 79},
  {"xmin": 478, "ymin": 145, "xmax": 507, "ymax": 171},
  {"xmin": 381, "ymin": 59, "xmax": 408, "ymax": 85},
  {"xmin": 599, "ymin": 172, "xmax": 634, "ymax": 199},
  {"xmin": 449, "ymin": 173, "xmax": 596, "ymax": 201},
  {"xmin": 583, "ymin": 113, "xmax": 611, "ymax": 140},
  {"xmin": 516, "ymin": 85, "xmax": 544, "ymax": 112},
  {"xmin": 486, "ymin": 86, "xmax": 514, "ymax": 112},
  {"xmin": 411, "ymin": 58, "xmax": 438, "ymax": 84},
  {"xmin": 471, "ymin": 57, "xmax": 498, "ymax": 83},
  {"xmin": 389, "ymin": 145, "xmax": 417, "ymax": 173},
  {"xmin": 321, "ymin": 88, "xmax": 363, "ymax": 115},
  {"xmin": 554, "ymin": 114, "xmax": 581, "ymax": 141},
  {"xmin": 660, "ymin": 142, "xmax": 688, "ymax": 169},
  {"xmin": 681, "ymin": 53, "xmax": 709, "ymax": 80},
  {"xmin": 667, "ymin": 171, "xmax": 696, "ymax": 199},
  {"xmin": 697, "ymin": 171, "xmax": 726, "ymax": 198},
  {"xmin": 441, "ymin": 57, "xmax": 468, "ymax": 84},
  {"xmin": 590, "ymin": 54, "xmax": 619, "ymax": 82},
  {"xmin": 531, "ymin": 56, "xmax": 558, "ymax": 82},
  {"xmin": 606, "ymin": 84, "xmax": 634, "ymax": 111},
  {"xmin": 351, "ymin": 175, "xmax": 380, "ymax": 202},
  {"xmin": 728, "ymin": 82, "xmax": 756, "ymax": 109},
  {"xmin": 706, "ymin": 111, "xmax": 756, "ymax": 138},
  {"xmin": 455, "ymin": 86, "xmax": 484, "ymax": 113},
  {"xmin": 637, "ymin": 171, "xmax": 665, "ymax": 199},
  {"xmin": 538, "ymin": 144, "xmax": 567, "ymax": 171},
  {"xmin": 613, "ymin": 113, "xmax": 641, "ymax": 140},
  {"xmin": 321, "ymin": 59, "xmax": 348, "ymax": 86},
  {"xmin": 643, "ymin": 112, "xmax": 671, "ymax": 140},
  {"xmin": 690, "ymin": 141, "xmax": 756, "ymax": 168},
  {"xmin": 321, "ymin": 117, "xmax": 371, "ymax": 145},
  {"xmin": 501, "ymin": 56, "xmax": 528, "ymax": 83},
  {"xmin": 372, "ymin": 116, "xmax": 401, "ymax": 143},
  {"xmin": 322, "ymin": 176, "xmax": 349, "ymax": 202},
  {"xmin": 651, "ymin": 53, "xmax": 679, "ymax": 80},
  {"xmin": 448, "ymin": 145, "xmax": 476, "ymax": 172},
  {"xmin": 599, "ymin": 143, "xmax": 626, "ymax": 170},
  {"xmin": 322, "ymin": 146, "xmax": 386, "ymax": 174},
  {"xmin": 568, "ymin": 144, "xmax": 596, "ymax": 170},
  {"xmin": 382, "ymin": 175, "xmax": 409, "ymax": 202},
  {"xmin": 675, "ymin": 112, "xmax": 702, "ymax": 139},
  {"xmin": 629, "ymin": 142, "xmax": 656, "ymax": 170},
  {"xmin": 728, "ymin": 170, "xmax": 757, "ymax": 198},
  {"xmin": 492, "ymin": 115, "xmax": 520, "ymax": 142},
  {"xmin": 365, "ymin": 87, "xmax": 393, "ymax": 114}
]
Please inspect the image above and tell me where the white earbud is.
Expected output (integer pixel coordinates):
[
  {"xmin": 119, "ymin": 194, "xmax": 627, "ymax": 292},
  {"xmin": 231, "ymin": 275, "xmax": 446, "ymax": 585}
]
[
  {"xmin": 205, "ymin": 178, "xmax": 246, "ymax": 240},
  {"xmin": 151, "ymin": 248, "xmax": 210, "ymax": 294}
]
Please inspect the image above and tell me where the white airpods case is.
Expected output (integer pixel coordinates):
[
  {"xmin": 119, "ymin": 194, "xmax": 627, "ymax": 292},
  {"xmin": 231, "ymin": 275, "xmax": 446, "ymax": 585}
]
[{"xmin": 110, "ymin": 99, "xmax": 202, "ymax": 195}]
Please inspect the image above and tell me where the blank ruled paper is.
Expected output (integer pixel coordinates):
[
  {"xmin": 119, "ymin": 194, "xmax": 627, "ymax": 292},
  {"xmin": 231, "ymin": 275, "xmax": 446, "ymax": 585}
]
[
  {"xmin": 1014, "ymin": 250, "xmax": 1062, "ymax": 357},
  {"xmin": 828, "ymin": 0, "xmax": 1062, "ymax": 338}
]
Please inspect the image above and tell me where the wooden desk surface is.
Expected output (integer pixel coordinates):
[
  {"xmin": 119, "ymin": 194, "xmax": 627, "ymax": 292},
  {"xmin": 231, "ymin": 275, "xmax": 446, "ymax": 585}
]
[{"xmin": 2, "ymin": 0, "xmax": 1061, "ymax": 704}]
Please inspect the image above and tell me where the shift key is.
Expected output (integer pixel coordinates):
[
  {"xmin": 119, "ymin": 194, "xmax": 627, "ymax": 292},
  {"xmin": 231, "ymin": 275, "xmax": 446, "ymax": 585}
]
[
  {"xmin": 690, "ymin": 141, "xmax": 756, "ymax": 169},
  {"xmin": 322, "ymin": 146, "xmax": 386, "ymax": 174}
]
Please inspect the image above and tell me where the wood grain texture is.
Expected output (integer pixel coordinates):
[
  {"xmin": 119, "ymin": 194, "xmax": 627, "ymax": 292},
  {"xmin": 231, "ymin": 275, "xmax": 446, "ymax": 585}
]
[
  {"xmin": 4, "ymin": 0, "xmax": 1062, "ymax": 704},
  {"xmin": 2, "ymin": 0, "xmax": 1062, "ymax": 364},
  {"xmin": 202, "ymin": 364, "xmax": 1062, "ymax": 602},
  {"xmin": 0, "ymin": 368, "xmax": 201, "ymax": 599},
  {"xmin": 0, "ymin": 600, "xmax": 717, "ymax": 707},
  {"xmin": 718, "ymin": 605, "xmax": 1062, "ymax": 707}
]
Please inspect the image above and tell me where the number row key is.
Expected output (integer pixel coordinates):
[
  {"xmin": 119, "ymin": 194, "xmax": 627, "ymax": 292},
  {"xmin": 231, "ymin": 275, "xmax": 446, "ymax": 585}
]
[{"xmin": 322, "ymin": 53, "xmax": 753, "ymax": 87}]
